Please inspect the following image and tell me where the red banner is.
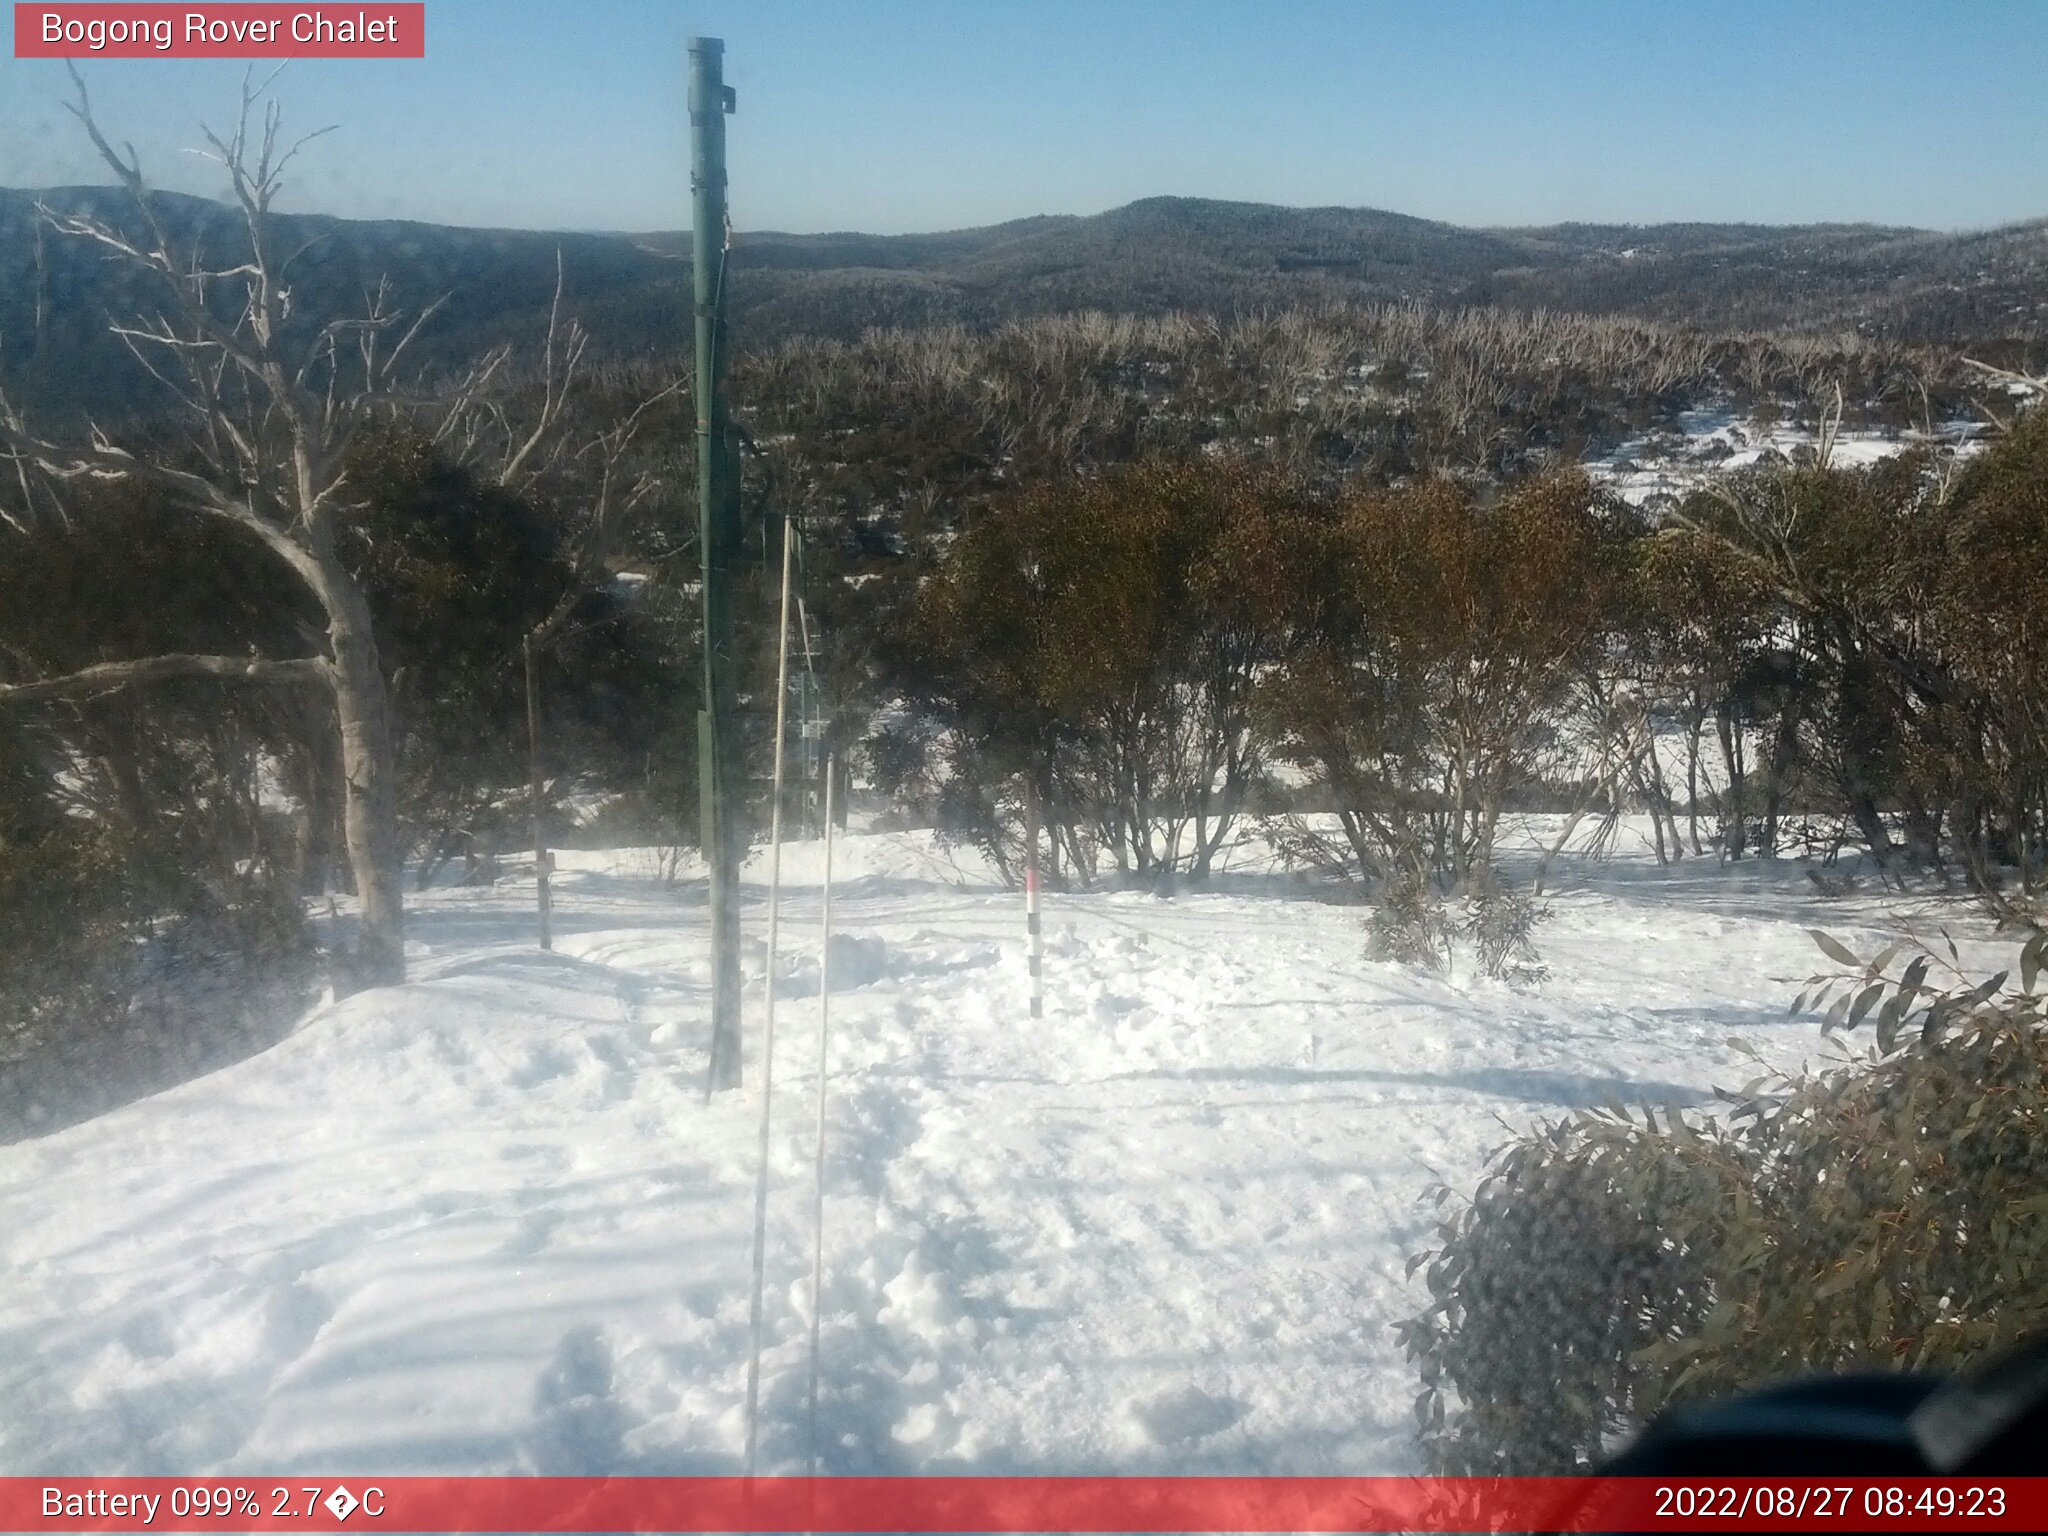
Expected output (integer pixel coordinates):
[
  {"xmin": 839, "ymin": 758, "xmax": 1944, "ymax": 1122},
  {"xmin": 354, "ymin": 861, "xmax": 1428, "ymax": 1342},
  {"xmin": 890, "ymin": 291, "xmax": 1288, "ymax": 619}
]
[
  {"xmin": 3, "ymin": 1477, "xmax": 2045, "ymax": 1533},
  {"xmin": 13, "ymin": 5, "xmax": 424, "ymax": 58}
]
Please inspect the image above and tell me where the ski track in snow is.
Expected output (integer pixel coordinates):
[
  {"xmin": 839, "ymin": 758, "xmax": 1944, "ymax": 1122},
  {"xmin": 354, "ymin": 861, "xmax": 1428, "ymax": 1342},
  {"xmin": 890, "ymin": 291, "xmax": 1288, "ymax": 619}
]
[{"xmin": 0, "ymin": 821, "xmax": 2008, "ymax": 1474}]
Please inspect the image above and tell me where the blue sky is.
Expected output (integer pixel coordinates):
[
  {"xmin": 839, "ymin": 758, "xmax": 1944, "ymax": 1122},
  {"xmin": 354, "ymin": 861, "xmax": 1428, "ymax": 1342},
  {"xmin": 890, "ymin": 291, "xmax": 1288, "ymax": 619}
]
[{"xmin": 2, "ymin": 0, "xmax": 2044, "ymax": 234}]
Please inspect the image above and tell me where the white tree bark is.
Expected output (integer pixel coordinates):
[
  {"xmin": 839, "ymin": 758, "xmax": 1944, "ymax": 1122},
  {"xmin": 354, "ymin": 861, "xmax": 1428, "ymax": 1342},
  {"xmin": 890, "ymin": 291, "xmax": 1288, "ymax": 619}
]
[{"xmin": 0, "ymin": 70, "xmax": 431, "ymax": 987}]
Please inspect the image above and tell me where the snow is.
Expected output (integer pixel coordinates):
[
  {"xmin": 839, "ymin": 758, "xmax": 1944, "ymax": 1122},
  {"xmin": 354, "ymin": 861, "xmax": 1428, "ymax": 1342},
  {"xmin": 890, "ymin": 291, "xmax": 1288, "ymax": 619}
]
[
  {"xmin": 1585, "ymin": 406, "xmax": 1984, "ymax": 511},
  {"xmin": 0, "ymin": 821, "xmax": 2007, "ymax": 1476}
]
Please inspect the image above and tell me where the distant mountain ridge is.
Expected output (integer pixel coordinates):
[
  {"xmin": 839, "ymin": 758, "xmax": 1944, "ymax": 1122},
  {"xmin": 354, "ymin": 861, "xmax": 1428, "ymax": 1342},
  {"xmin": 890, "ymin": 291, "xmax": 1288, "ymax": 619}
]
[{"xmin": 4, "ymin": 188, "xmax": 2044, "ymax": 420}]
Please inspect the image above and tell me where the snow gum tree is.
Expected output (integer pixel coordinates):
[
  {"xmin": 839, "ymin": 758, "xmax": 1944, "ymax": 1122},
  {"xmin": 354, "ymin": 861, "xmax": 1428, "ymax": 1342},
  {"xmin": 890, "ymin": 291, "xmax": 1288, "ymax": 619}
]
[
  {"xmin": 0, "ymin": 76, "xmax": 433, "ymax": 988},
  {"xmin": 1657, "ymin": 402, "xmax": 2048, "ymax": 898},
  {"xmin": 1628, "ymin": 523, "xmax": 1779, "ymax": 858},
  {"xmin": 1259, "ymin": 470, "xmax": 1625, "ymax": 886},
  {"xmin": 893, "ymin": 457, "xmax": 1312, "ymax": 886}
]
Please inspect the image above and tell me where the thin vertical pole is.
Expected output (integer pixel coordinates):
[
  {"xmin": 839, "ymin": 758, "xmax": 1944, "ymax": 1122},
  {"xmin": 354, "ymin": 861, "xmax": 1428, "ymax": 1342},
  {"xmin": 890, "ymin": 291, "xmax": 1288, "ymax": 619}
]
[
  {"xmin": 805, "ymin": 751, "xmax": 835, "ymax": 1475},
  {"xmin": 524, "ymin": 633, "xmax": 552, "ymax": 950},
  {"xmin": 32, "ymin": 219, "xmax": 49, "ymax": 356},
  {"xmin": 691, "ymin": 35, "xmax": 744, "ymax": 1093},
  {"xmin": 1025, "ymin": 773, "xmax": 1043, "ymax": 1019},
  {"xmin": 743, "ymin": 515, "xmax": 796, "ymax": 1477}
]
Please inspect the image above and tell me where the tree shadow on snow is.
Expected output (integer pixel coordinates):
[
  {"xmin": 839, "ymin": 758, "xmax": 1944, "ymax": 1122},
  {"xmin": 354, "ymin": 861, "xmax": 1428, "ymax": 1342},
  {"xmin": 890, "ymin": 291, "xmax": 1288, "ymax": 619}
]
[{"xmin": 1106, "ymin": 1062, "xmax": 1715, "ymax": 1110}]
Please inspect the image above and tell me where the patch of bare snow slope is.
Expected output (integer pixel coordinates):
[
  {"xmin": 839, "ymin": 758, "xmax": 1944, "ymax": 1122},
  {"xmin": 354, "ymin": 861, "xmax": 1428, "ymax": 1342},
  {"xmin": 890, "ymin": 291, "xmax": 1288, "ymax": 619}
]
[
  {"xmin": 0, "ymin": 822, "xmax": 2010, "ymax": 1475},
  {"xmin": 1585, "ymin": 406, "xmax": 1984, "ymax": 512}
]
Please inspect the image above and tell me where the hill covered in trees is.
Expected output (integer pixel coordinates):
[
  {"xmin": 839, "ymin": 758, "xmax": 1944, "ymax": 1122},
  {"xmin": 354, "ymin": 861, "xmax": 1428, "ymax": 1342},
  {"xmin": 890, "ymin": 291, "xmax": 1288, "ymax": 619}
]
[{"xmin": 4, "ymin": 187, "xmax": 2045, "ymax": 421}]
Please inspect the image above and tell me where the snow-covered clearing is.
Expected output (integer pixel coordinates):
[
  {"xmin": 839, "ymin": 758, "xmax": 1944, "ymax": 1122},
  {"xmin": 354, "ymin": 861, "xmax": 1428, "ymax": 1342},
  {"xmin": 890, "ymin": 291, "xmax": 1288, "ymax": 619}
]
[
  {"xmin": 0, "ymin": 821, "xmax": 2007, "ymax": 1476},
  {"xmin": 1585, "ymin": 406, "xmax": 1982, "ymax": 510}
]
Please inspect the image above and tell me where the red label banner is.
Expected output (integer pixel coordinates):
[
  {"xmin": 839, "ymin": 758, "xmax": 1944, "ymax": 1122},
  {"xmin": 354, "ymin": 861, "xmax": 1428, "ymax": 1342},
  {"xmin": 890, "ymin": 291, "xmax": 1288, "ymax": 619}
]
[
  {"xmin": 13, "ymin": 5, "xmax": 424, "ymax": 58},
  {"xmin": 2, "ymin": 1476, "xmax": 2045, "ymax": 1533}
]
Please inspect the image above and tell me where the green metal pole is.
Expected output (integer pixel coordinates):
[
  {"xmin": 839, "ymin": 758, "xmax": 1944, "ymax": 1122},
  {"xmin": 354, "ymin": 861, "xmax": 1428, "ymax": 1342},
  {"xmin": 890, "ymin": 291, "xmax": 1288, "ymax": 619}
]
[{"xmin": 692, "ymin": 36, "xmax": 744, "ymax": 1093}]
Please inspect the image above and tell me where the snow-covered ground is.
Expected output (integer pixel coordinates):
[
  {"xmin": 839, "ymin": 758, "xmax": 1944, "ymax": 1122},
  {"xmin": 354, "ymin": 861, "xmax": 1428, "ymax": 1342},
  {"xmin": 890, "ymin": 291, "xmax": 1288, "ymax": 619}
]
[
  {"xmin": 1585, "ymin": 406, "xmax": 1983, "ymax": 511},
  {"xmin": 0, "ymin": 821, "xmax": 2009, "ymax": 1476}
]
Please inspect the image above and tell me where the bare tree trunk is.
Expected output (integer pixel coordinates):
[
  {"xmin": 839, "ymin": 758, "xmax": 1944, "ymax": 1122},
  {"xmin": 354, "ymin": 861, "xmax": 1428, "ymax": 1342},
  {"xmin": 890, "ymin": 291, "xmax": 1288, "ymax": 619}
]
[
  {"xmin": 293, "ymin": 701, "xmax": 341, "ymax": 899},
  {"xmin": 1685, "ymin": 705, "xmax": 1705, "ymax": 856},
  {"xmin": 1833, "ymin": 648, "xmax": 1896, "ymax": 869},
  {"xmin": 1716, "ymin": 705, "xmax": 1747, "ymax": 859},
  {"xmin": 328, "ymin": 580, "xmax": 405, "ymax": 986},
  {"xmin": 32, "ymin": 219, "xmax": 48, "ymax": 357},
  {"xmin": 1193, "ymin": 758, "xmax": 1245, "ymax": 882},
  {"xmin": 525, "ymin": 633, "xmax": 553, "ymax": 950},
  {"xmin": 1641, "ymin": 731, "xmax": 1679, "ymax": 861},
  {"xmin": 1761, "ymin": 703, "xmax": 1800, "ymax": 858},
  {"xmin": 1534, "ymin": 756, "xmax": 1623, "ymax": 895},
  {"xmin": 1639, "ymin": 754, "xmax": 1669, "ymax": 865},
  {"xmin": 0, "ymin": 76, "xmax": 430, "ymax": 991}
]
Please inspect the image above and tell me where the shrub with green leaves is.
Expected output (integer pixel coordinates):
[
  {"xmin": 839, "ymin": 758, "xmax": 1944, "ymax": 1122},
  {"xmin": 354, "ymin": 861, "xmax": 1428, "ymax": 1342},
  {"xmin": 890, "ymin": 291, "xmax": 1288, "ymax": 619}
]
[
  {"xmin": 1367, "ymin": 864, "xmax": 1549, "ymax": 983},
  {"xmin": 1464, "ymin": 872, "xmax": 1549, "ymax": 985},
  {"xmin": 1367, "ymin": 869, "xmax": 1454, "ymax": 973},
  {"xmin": 1398, "ymin": 928, "xmax": 2048, "ymax": 1472}
]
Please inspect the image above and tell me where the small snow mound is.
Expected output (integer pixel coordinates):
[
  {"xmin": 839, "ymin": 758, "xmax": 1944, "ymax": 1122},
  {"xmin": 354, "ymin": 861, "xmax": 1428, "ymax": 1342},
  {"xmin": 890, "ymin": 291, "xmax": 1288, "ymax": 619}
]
[
  {"xmin": 824, "ymin": 933, "xmax": 888, "ymax": 989},
  {"xmin": 778, "ymin": 933, "xmax": 890, "ymax": 996},
  {"xmin": 1129, "ymin": 1384, "xmax": 1245, "ymax": 1445},
  {"xmin": 878, "ymin": 1250, "xmax": 971, "ymax": 1342},
  {"xmin": 524, "ymin": 1325, "xmax": 628, "ymax": 1474},
  {"xmin": 741, "ymin": 934, "xmax": 838, "ymax": 990},
  {"xmin": 891, "ymin": 1402, "xmax": 944, "ymax": 1446}
]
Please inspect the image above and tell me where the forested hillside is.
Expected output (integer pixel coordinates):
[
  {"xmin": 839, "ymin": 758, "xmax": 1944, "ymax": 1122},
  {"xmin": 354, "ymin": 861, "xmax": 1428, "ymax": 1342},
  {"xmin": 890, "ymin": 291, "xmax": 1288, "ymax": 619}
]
[
  {"xmin": 5, "ymin": 187, "xmax": 2045, "ymax": 421},
  {"xmin": 6, "ymin": 46, "xmax": 2048, "ymax": 1484}
]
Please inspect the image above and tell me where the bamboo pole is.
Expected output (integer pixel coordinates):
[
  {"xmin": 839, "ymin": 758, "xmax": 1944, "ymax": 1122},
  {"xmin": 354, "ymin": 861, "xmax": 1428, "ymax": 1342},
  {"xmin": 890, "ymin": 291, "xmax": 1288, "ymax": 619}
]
[
  {"xmin": 743, "ymin": 514, "xmax": 796, "ymax": 1477},
  {"xmin": 805, "ymin": 752, "xmax": 835, "ymax": 1474}
]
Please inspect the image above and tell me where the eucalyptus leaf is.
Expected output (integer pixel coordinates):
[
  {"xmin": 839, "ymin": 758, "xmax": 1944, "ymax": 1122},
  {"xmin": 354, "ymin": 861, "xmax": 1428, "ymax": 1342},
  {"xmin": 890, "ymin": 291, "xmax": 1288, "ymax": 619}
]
[{"xmin": 1810, "ymin": 929, "xmax": 1861, "ymax": 968}]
